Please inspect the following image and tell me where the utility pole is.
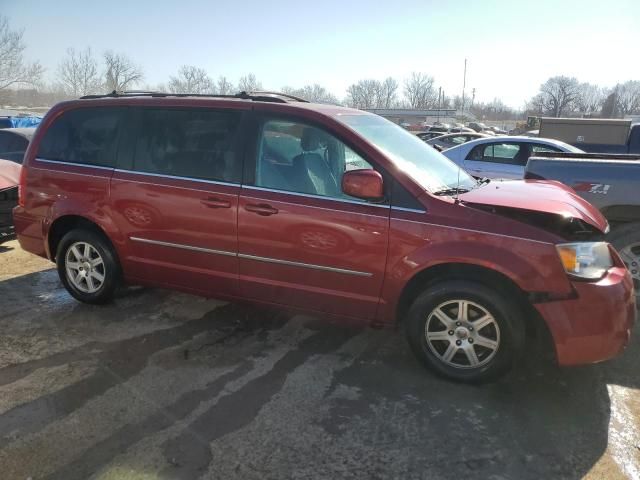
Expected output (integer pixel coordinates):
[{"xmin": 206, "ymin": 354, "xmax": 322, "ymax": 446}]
[
  {"xmin": 437, "ymin": 86, "xmax": 442, "ymax": 122},
  {"xmin": 461, "ymin": 58, "xmax": 467, "ymax": 115}
]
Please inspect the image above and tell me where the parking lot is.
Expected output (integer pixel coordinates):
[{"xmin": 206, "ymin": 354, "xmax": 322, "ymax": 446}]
[{"xmin": 0, "ymin": 240, "xmax": 636, "ymax": 479}]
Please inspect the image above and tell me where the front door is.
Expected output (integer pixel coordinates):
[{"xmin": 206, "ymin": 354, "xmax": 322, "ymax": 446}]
[
  {"xmin": 110, "ymin": 106, "xmax": 247, "ymax": 296},
  {"xmin": 238, "ymin": 117, "xmax": 390, "ymax": 319}
]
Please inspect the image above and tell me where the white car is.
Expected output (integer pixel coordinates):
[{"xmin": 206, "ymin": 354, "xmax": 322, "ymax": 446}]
[{"xmin": 442, "ymin": 136, "xmax": 583, "ymax": 179}]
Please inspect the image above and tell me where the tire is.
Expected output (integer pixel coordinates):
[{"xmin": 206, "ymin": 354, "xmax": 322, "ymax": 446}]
[
  {"xmin": 608, "ymin": 223, "xmax": 640, "ymax": 306},
  {"xmin": 405, "ymin": 279, "xmax": 525, "ymax": 384},
  {"xmin": 56, "ymin": 228, "xmax": 120, "ymax": 304}
]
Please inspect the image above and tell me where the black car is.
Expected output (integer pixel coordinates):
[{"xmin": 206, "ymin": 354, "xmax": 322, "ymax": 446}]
[{"xmin": 0, "ymin": 128, "xmax": 35, "ymax": 164}]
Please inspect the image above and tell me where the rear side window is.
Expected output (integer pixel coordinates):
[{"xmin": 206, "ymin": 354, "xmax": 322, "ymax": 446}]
[
  {"xmin": 38, "ymin": 107, "xmax": 123, "ymax": 167},
  {"xmin": 132, "ymin": 108, "xmax": 243, "ymax": 183},
  {"xmin": 467, "ymin": 142, "xmax": 529, "ymax": 166}
]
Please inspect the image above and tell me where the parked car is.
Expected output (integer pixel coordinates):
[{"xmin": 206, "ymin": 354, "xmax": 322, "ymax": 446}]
[
  {"xmin": 14, "ymin": 91, "xmax": 634, "ymax": 383},
  {"xmin": 417, "ymin": 131, "xmax": 447, "ymax": 141},
  {"xmin": 526, "ymin": 151, "xmax": 640, "ymax": 302},
  {"xmin": 0, "ymin": 159, "xmax": 20, "ymax": 244},
  {"xmin": 488, "ymin": 126, "xmax": 507, "ymax": 135},
  {"xmin": 426, "ymin": 132, "xmax": 489, "ymax": 150},
  {"xmin": 467, "ymin": 122, "xmax": 488, "ymax": 132},
  {"xmin": 449, "ymin": 127, "xmax": 475, "ymax": 133},
  {"xmin": 442, "ymin": 136, "xmax": 583, "ymax": 179},
  {"xmin": 0, "ymin": 128, "xmax": 35, "ymax": 164},
  {"xmin": 428, "ymin": 123, "xmax": 450, "ymax": 134}
]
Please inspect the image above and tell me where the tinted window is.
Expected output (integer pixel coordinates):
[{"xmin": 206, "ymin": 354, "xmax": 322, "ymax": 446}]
[
  {"xmin": 132, "ymin": 109, "xmax": 242, "ymax": 183},
  {"xmin": 254, "ymin": 119, "xmax": 375, "ymax": 200},
  {"xmin": 467, "ymin": 142, "xmax": 530, "ymax": 166},
  {"xmin": 0, "ymin": 132, "xmax": 12, "ymax": 151},
  {"xmin": 8, "ymin": 134, "xmax": 29, "ymax": 152},
  {"xmin": 38, "ymin": 108, "xmax": 122, "ymax": 167}
]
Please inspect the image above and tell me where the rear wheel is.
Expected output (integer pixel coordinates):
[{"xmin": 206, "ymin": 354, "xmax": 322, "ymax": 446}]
[
  {"xmin": 56, "ymin": 229, "xmax": 120, "ymax": 304},
  {"xmin": 406, "ymin": 280, "xmax": 525, "ymax": 383}
]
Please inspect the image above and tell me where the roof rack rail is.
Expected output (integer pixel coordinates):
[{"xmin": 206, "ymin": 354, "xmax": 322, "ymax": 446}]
[
  {"xmin": 79, "ymin": 90, "xmax": 309, "ymax": 103},
  {"xmin": 243, "ymin": 91, "xmax": 310, "ymax": 103}
]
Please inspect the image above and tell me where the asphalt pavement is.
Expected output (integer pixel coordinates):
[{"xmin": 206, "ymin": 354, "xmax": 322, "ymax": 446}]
[{"xmin": 0, "ymin": 239, "xmax": 638, "ymax": 480}]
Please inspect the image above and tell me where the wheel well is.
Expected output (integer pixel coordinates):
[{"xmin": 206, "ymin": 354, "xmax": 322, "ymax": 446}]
[
  {"xmin": 396, "ymin": 263, "xmax": 552, "ymax": 345},
  {"xmin": 48, "ymin": 215, "xmax": 113, "ymax": 260}
]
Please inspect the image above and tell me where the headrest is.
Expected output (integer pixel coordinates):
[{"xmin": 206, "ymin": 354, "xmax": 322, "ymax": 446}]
[{"xmin": 300, "ymin": 127, "xmax": 324, "ymax": 151}]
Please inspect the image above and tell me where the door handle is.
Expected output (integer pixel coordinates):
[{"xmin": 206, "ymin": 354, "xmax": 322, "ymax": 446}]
[
  {"xmin": 201, "ymin": 197, "xmax": 231, "ymax": 209},
  {"xmin": 245, "ymin": 203, "xmax": 278, "ymax": 216}
]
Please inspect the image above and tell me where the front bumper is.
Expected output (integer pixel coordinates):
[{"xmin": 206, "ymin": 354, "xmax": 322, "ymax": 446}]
[
  {"xmin": 535, "ymin": 266, "xmax": 636, "ymax": 366},
  {"xmin": 0, "ymin": 223, "xmax": 15, "ymax": 244}
]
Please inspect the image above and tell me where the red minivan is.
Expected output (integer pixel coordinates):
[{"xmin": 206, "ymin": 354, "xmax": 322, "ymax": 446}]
[{"xmin": 13, "ymin": 92, "xmax": 635, "ymax": 382}]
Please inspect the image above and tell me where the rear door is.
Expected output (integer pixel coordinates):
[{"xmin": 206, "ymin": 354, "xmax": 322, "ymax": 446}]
[
  {"xmin": 464, "ymin": 142, "xmax": 528, "ymax": 179},
  {"xmin": 109, "ymin": 105, "xmax": 247, "ymax": 297},
  {"xmin": 237, "ymin": 114, "xmax": 390, "ymax": 319}
]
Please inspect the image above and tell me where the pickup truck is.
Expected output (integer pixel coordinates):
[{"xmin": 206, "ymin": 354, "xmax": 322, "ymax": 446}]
[
  {"xmin": 525, "ymin": 152, "xmax": 640, "ymax": 298},
  {"xmin": 539, "ymin": 117, "xmax": 640, "ymax": 154}
]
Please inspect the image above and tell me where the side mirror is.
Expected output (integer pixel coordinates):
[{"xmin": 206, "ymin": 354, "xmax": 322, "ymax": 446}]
[{"xmin": 342, "ymin": 169, "xmax": 384, "ymax": 201}]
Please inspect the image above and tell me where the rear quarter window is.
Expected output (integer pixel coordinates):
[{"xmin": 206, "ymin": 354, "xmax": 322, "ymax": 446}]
[{"xmin": 37, "ymin": 107, "xmax": 123, "ymax": 168}]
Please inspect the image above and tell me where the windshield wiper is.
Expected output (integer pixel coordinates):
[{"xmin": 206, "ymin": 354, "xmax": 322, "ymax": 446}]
[{"xmin": 432, "ymin": 187, "xmax": 471, "ymax": 196}]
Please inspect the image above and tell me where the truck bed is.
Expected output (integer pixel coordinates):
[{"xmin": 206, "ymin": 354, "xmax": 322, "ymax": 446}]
[{"xmin": 525, "ymin": 153, "xmax": 640, "ymax": 223}]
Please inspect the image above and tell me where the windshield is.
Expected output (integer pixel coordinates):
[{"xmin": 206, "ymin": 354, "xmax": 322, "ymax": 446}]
[{"xmin": 336, "ymin": 114, "xmax": 477, "ymax": 192}]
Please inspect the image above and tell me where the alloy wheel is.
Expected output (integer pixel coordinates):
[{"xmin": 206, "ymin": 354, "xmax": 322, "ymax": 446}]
[
  {"xmin": 65, "ymin": 241, "xmax": 106, "ymax": 294},
  {"xmin": 424, "ymin": 299, "xmax": 501, "ymax": 369}
]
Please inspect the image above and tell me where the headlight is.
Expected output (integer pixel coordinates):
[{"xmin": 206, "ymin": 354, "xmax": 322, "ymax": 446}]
[{"xmin": 556, "ymin": 242, "xmax": 613, "ymax": 280}]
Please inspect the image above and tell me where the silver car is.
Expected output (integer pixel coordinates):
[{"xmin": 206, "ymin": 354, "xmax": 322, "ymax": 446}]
[{"xmin": 442, "ymin": 136, "xmax": 583, "ymax": 179}]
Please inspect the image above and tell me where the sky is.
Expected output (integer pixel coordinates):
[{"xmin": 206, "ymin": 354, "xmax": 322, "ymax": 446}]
[{"xmin": 3, "ymin": 0, "xmax": 639, "ymax": 108}]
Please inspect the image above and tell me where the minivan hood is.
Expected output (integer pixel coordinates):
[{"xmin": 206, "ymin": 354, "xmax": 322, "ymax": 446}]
[
  {"xmin": 458, "ymin": 179, "xmax": 608, "ymax": 233},
  {"xmin": 0, "ymin": 160, "xmax": 20, "ymax": 191}
]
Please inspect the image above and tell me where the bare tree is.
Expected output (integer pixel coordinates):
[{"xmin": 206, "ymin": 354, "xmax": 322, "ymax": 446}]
[
  {"xmin": 530, "ymin": 76, "xmax": 581, "ymax": 117},
  {"xmin": 616, "ymin": 81, "xmax": 640, "ymax": 116},
  {"xmin": 281, "ymin": 84, "xmax": 338, "ymax": 104},
  {"xmin": 375, "ymin": 77, "xmax": 398, "ymax": 108},
  {"xmin": 168, "ymin": 65, "xmax": 214, "ymax": 94},
  {"xmin": 575, "ymin": 83, "xmax": 605, "ymax": 115},
  {"xmin": 346, "ymin": 79, "xmax": 379, "ymax": 109},
  {"xmin": 57, "ymin": 47, "xmax": 100, "ymax": 97},
  {"xmin": 217, "ymin": 76, "xmax": 234, "ymax": 94},
  {"xmin": 403, "ymin": 72, "xmax": 437, "ymax": 109},
  {"xmin": 103, "ymin": 51, "xmax": 143, "ymax": 91},
  {"xmin": 600, "ymin": 90, "xmax": 618, "ymax": 117},
  {"xmin": 0, "ymin": 16, "xmax": 44, "ymax": 90},
  {"xmin": 238, "ymin": 73, "xmax": 262, "ymax": 92}
]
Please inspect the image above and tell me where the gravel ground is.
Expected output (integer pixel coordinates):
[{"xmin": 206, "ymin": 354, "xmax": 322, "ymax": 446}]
[{"xmin": 0, "ymin": 239, "xmax": 638, "ymax": 480}]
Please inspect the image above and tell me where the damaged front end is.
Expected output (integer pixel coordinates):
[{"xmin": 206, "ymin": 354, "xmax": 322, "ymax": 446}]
[
  {"xmin": 468, "ymin": 203, "xmax": 606, "ymax": 242},
  {"xmin": 0, "ymin": 185, "xmax": 18, "ymax": 245},
  {"xmin": 457, "ymin": 179, "xmax": 609, "ymax": 241},
  {"xmin": 0, "ymin": 159, "xmax": 21, "ymax": 245}
]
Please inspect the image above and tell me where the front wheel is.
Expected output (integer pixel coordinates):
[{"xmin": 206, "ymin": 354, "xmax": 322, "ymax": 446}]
[
  {"xmin": 56, "ymin": 229, "xmax": 120, "ymax": 304},
  {"xmin": 405, "ymin": 280, "xmax": 525, "ymax": 383},
  {"xmin": 608, "ymin": 223, "xmax": 640, "ymax": 306}
]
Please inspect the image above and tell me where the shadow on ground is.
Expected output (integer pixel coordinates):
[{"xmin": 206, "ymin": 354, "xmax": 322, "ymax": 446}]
[{"xmin": 0, "ymin": 269, "xmax": 636, "ymax": 480}]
